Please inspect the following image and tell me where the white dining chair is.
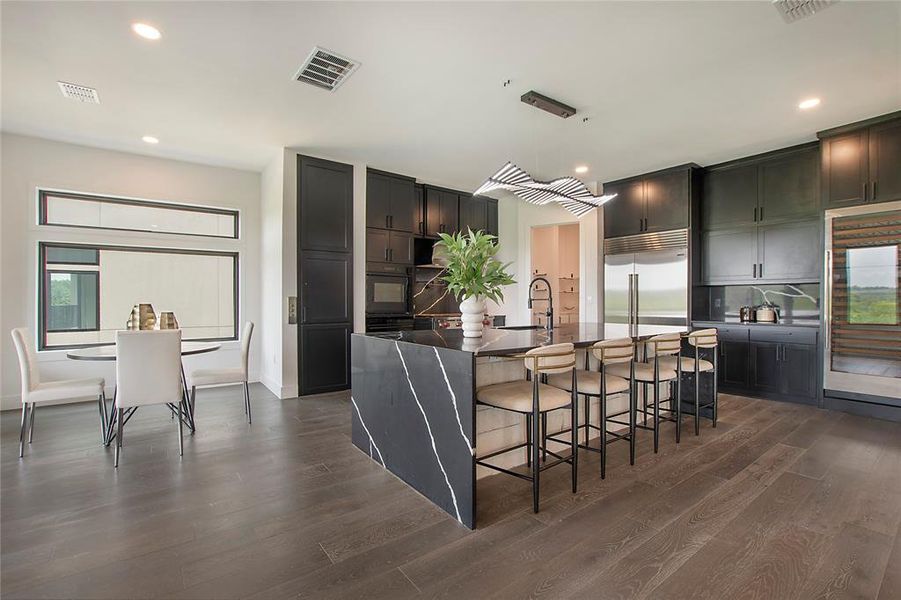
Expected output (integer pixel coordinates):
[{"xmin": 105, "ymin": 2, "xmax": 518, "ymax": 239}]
[
  {"xmin": 11, "ymin": 328, "xmax": 106, "ymax": 458},
  {"xmin": 188, "ymin": 321, "xmax": 254, "ymax": 423},
  {"xmin": 114, "ymin": 329, "xmax": 184, "ymax": 468}
]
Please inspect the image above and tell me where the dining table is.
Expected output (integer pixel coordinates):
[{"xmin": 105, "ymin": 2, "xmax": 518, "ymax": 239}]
[{"xmin": 66, "ymin": 341, "xmax": 221, "ymax": 446}]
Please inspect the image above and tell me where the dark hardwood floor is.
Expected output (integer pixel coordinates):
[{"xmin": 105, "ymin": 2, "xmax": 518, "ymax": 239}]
[{"xmin": 2, "ymin": 386, "xmax": 899, "ymax": 599}]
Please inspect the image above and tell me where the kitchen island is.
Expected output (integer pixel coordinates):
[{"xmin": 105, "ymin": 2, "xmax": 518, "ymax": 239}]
[{"xmin": 351, "ymin": 323, "xmax": 687, "ymax": 528}]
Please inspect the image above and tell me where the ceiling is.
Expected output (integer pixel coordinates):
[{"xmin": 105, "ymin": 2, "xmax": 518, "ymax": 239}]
[{"xmin": 2, "ymin": 1, "xmax": 899, "ymax": 191}]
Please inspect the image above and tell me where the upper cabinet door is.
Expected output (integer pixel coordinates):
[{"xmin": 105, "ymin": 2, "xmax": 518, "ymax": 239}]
[
  {"xmin": 644, "ymin": 170, "xmax": 689, "ymax": 232},
  {"xmin": 414, "ymin": 185, "xmax": 425, "ymax": 236},
  {"xmin": 460, "ymin": 194, "xmax": 488, "ymax": 233},
  {"xmin": 299, "ymin": 156, "xmax": 353, "ymax": 253},
  {"xmin": 702, "ymin": 164, "xmax": 758, "ymax": 230},
  {"xmin": 388, "ymin": 177, "xmax": 415, "ymax": 232},
  {"xmin": 365, "ymin": 228, "xmax": 390, "ymax": 263},
  {"xmin": 366, "ymin": 172, "xmax": 392, "ymax": 229},
  {"xmin": 442, "ymin": 192, "xmax": 460, "ymax": 234},
  {"xmin": 388, "ymin": 231, "xmax": 413, "ymax": 264},
  {"xmin": 869, "ymin": 119, "xmax": 901, "ymax": 204},
  {"xmin": 758, "ymin": 147, "xmax": 819, "ymax": 222},
  {"xmin": 822, "ymin": 130, "xmax": 869, "ymax": 208},
  {"xmin": 701, "ymin": 227, "xmax": 757, "ymax": 284},
  {"xmin": 756, "ymin": 219, "xmax": 820, "ymax": 282},
  {"xmin": 424, "ymin": 187, "xmax": 442, "ymax": 237},
  {"xmin": 486, "ymin": 198, "xmax": 499, "ymax": 237},
  {"xmin": 603, "ymin": 180, "xmax": 645, "ymax": 239}
]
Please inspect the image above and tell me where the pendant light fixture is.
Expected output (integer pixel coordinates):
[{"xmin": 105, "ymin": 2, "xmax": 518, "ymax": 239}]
[{"xmin": 474, "ymin": 161, "xmax": 617, "ymax": 217}]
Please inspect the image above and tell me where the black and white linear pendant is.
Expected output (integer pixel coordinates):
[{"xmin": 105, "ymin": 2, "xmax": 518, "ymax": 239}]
[{"xmin": 474, "ymin": 162, "xmax": 617, "ymax": 217}]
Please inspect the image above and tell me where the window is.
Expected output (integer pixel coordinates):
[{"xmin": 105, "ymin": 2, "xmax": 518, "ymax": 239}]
[
  {"xmin": 39, "ymin": 190, "xmax": 239, "ymax": 239},
  {"xmin": 39, "ymin": 243, "xmax": 238, "ymax": 350},
  {"xmin": 846, "ymin": 245, "xmax": 898, "ymax": 325}
]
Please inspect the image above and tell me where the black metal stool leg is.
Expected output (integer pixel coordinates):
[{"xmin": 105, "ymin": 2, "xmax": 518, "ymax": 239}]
[
  {"xmin": 531, "ymin": 406, "xmax": 540, "ymax": 513},
  {"xmin": 525, "ymin": 413, "xmax": 532, "ymax": 467},
  {"xmin": 653, "ymin": 375, "xmax": 660, "ymax": 454},
  {"xmin": 712, "ymin": 348, "xmax": 719, "ymax": 427},
  {"xmin": 694, "ymin": 362, "xmax": 700, "ymax": 436},
  {"xmin": 676, "ymin": 367, "xmax": 682, "ymax": 443},
  {"xmin": 541, "ymin": 412, "xmax": 548, "ymax": 462}
]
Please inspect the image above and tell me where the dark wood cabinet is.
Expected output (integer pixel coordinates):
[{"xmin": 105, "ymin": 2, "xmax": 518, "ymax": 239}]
[
  {"xmin": 702, "ymin": 164, "xmax": 758, "ymax": 230},
  {"xmin": 819, "ymin": 111, "xmax": 901, "ymax": 208},
  {"xmin": 486, "ymin": 198, "xmax": 499, "ymax": 237},
  {"xmin": 299, "ymin": 251, "xmax": 352, "ymax": 324},
  {"xmin": 460, "ymin": 194, "xmax": 488, "ymax": 233},
  {"xmin": 300, "ymin": 157, "xmax": 354, "ymax": 253},
  {"xmin": 424, "ymin": 187, "xmax": 460, "ymax": 237},
  {"xmin": 756, "ymin": 220, "xmax": 820, "ymax": 282},
  {"xmin": 414, "ymin": 184, "xmax": 425, "ymax": 236},
  {"xmin": 750, "ymin": 342, "xmax": 782, "ymax": 394},
  {"xmin": 781, "ymin": 343, "xmax": 817, "ymax": 400},
  {"xmin": 719, "ymin": 339, "xmax": 750, "ymax": 388},
  {"xmin": 366, "ymin": 229, "xmax": 412, "ymax": 264},
  {"xmin": 701, "ymin": 228, "xmax": 757, "ymax": 283},
  {"xmin": 604, "ymin": 165, "xmax": 696, "ymax": 239},
  {"xmin": 366, "ymin": 170, "xmax": 415, "ymax": 232},
  {"xmin": 299, "ymin": 323, "xmax": 352, "ymax": 395}
]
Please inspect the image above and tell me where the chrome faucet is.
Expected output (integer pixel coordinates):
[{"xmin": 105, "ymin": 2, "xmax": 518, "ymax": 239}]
[{"xmin": 528, "ymin": 276, "xmax": 554, "ymax": 331}]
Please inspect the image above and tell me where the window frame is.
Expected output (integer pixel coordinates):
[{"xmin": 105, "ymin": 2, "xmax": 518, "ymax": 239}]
[
  {"xmin": 38, "ymin": 189, "xmax": 240, "ymax": 240},
  {"xmin": 44, "ymin": 269, "xmax": 101, "ymax": 334},
  {"xmin": 38, "ymin": 241, "xmax": 239, "ymax": 351}
]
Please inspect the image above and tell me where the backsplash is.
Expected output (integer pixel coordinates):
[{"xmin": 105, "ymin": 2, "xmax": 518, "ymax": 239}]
[{"xmin": 695, "ymin": 283, "xmax": 820, "ymax": 321}]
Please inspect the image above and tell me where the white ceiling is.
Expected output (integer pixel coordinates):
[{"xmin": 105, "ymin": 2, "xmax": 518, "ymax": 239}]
[{"xmin": 2, "ymin": 1, "xmax": 899, "ymax": 190}]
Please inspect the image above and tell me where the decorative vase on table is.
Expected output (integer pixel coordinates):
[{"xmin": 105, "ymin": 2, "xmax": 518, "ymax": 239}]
[{"xmin": 459, "ymin": 295, "xmax": 487, "ymax": 338}]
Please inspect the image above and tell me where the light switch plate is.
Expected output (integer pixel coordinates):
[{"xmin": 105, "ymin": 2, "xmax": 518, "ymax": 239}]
[{"xmin": 287, "ymin": 296, "xmax": 298, "ymax": 324}]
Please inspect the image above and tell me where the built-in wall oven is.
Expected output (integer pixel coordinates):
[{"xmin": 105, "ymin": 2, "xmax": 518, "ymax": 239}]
[{"xmin": 366, "ymin": 272, "xmax": 410, "ymax": 316}]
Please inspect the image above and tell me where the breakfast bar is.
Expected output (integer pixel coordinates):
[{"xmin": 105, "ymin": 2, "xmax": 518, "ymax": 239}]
[{"xmin": 350, "ymin": 322, "xmax": 688, "ymax": 528}]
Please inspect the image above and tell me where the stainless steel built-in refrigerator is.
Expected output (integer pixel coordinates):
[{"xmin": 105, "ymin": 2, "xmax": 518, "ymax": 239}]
[{"xmin": 604, "ymin": 229, "xmax": 689, "ymax": 328}]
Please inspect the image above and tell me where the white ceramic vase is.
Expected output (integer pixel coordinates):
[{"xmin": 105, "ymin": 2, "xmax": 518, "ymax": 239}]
[{"xmin": 459, "ymin": 295, "xmax": 487, "ymax": 338}]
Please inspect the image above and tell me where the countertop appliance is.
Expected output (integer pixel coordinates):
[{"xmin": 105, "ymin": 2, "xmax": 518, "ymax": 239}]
[
  {"xmin": 366, "ymin": 315, "xmax": 414, "ymax": 333},
  {"xmin": 739, "ymin": 306, "xmax": 755, "ymax": 322},
  {"xmin": 366, "ymin": 272, "xmax": 410, "ymax": 315},
  {"xmin": 754, "ymin": 302, "xmax": 779, "ymax": 323},
  {"xmin": 604, "ymin": 229, "xmax": 689, "ymax": 330},
  {"xmin": 415, "ymin": 314, "xmax": 505, "ymax": 330}
]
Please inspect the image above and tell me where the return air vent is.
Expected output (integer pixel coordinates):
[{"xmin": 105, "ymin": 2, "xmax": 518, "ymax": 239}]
[
  {"xmin": 294, "ymin": 47, "xmax": 359, "ymax": 92},
  {"xmin": 772, "ymin": 0, "xmax": 837, "ymax": 23},
  {"xmin": 57, "ymin": 81, "xmax": 100, "ymax": 103}
]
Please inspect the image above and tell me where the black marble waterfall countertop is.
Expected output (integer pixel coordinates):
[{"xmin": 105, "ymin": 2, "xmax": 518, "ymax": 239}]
[{"xmin": 361, "ymin": 322, "xmax": 688, "ymax": 356}]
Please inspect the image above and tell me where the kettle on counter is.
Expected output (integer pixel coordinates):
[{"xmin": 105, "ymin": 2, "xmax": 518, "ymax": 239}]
[
  {"xmin": 755, "ymin": 302, "xmax": 779, "ymax": 323},
  {"xmin": 739, "ymin": 306, "xmax": 755, "ymax": 322}
]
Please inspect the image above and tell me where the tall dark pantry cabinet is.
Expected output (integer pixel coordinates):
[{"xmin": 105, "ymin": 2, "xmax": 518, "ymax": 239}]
[{"xmin": 297, "ymin": 156, "xmax": 354, "ymax": 395}]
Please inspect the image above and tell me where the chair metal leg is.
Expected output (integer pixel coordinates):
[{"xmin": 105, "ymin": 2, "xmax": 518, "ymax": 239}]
[
  {"xmin": 28, "ymin": 402, "xmax": 36, "ymax": 443},
  {"xmin": 642, "ymin": 383, "xmax": 648, "ymax": 427},
  {"xmin": 244, "ymin": 381, "xmax": 252, "ymax": 424},
  {"xmin": 525, "ymin": 414, "xmax": 532, "ymax": 467},
  {"xmin": 583, "ymin": 395, "xmax": 590, "ymax": 446},
  {"xmin": 18, "ymin": 403, "xmax": 28, "ymax": 458},
  {"xmin": 676, "ymin": 369, "xmax": 682, "ymax": 443},
  {"xmin": 629, "ymin": 378, "xmax": 636, "ymax": 466},
  {"xmin": 531, "ymin": 407, "xmax": 540, "ymax": 513},
  {"xmin": 541, "ymin": 412, "xmax": 547, "ymax": 462},
  {"xmin": 694, "ymin": 365, "xmax": 701, "ymax": 436},
  {"xmin": 653, "ymin": 378, "xmax": 660, "ymax": 454},
  {"xmin": 712, "ymin": 349, "xmax": 719, "ymax": 428},
  {"xmin": 98, "ymin": 393, "xmax": 107, "ymax": 443},
  {"xmin": 191, "ymin": 386, "xmax": 196, "ymax": 418},
  {"xmin": 570, "ymin": 396, "xmax": 578, "ymax": 493},
  {"xmin": 178, "ymin": 400, "xmax": 184, "ymax": 457},
  {"xmin": 115, "ymin": 408, "xmax": 123, "ymax": 468}
]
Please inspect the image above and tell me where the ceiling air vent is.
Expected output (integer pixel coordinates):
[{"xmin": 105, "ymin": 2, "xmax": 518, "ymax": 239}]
[
  {"xmin": 293, "ymin": 47, "xmax": 359, "ymax": 92},
  {"xmin": 57, "ymin": 81, "xmax": 100, "ymax": 103},
  {"xmin": 772, "ymin": 0, "xmax": 837, "ymax": 23}
]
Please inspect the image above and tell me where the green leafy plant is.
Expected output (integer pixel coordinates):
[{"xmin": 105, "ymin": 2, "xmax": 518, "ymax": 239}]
[{"xmin": 435, "ymin": 229, "xmax": 515, "ymax": 303}]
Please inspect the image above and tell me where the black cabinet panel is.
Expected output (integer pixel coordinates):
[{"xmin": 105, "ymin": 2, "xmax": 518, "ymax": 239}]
[
  {"xmin": 460, "ymin": 194, "xmax": 488, "ymax": 233},
  {"xmin": 604, "ymin": 180, "xmax": 645, "ymax": 238},
  {"xmin": 719, "ymin": 339, "xmax": 750, "ymax": 388},
  {"xmin": 757, "ymin": 220, "xmax": 820, "ymax": 282},
  {"xmin": 782, "ymin": 343, "xmax": 817, "ymax": 400},
  {"xmin": 645, "ymin": 170, "xmax": 689, "ymax": 232},
  {"xmin": 444, "ymin": 193, "xmax": 460, "ymax": 234},
  {"xmin": 414, "ymin": 185, "xmax": 425, "ymax": 236},
  {"xmin": 702, "ymin": 165, "xmax": 757, "ymax": 230},
  {"xmin": 750, "ymin": 341, "xmax": 782, "ymax": 394},
  {"xmin": 299, "ymin": 323, "xmax": 351, "ymax": 395},
  {"xmin": 366, "ymin": 172, "xmax": 391, "ymax": 229},
  {"xmin": 389, "ymin": 231, "xmax": 413, "ymax": 264},
  {"xmin": 366, "ymin": 229, "xmax": 390, "ymax": 263},
  {"xmin": 300, "ymin": 251, "xmax": 352, "ymax": 324},
  {"xmin": 486, "ymin": 198, "xmax": 499, "ymax": 237},
  {"xmin": 759, "ymin": 148, "xmax": 819, "ymax": 221},
  {"xmin": 389, "ymin": 177, "xmax": 415, "ymax": 232},
  {"xmin": 869, "ymin": 119, "xmax": 901, "ymax": 203},
  {"xmin": 701, "ymin": 228, "xmax": 757, "ymax": 284},
  {"xmin": 425, "ymin": 187, "xmax": 442, "ymax": 237},
  {"xmin": 299, "ymin": 157, "xmax": 353, "ymax": 252},
  {"xmin": 822, "ymin": 131, "xmax": 869, "ymax": 208}
]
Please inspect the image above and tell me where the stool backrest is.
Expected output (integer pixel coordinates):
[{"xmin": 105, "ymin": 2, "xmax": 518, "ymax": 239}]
[
  {"xmin": 646, "ymin": 332, "xmax": 682, "ymax": 357},
  {"xmin": 687, "ymin": 328, "xmax": 718, "ymax": 348},
  {"xmin": 524, "ymin": 343, "xmax": 575, "ymax": 375},
  {"xmin": 240, "ymin": 321, "xmax": 254, "ymax": 377},
  {"xmin": 10, "ymin": 328, "xmax": 39, "ymax": 394},
  {"xmin": 592, "ymin": 338, "xmax": 633, "ymax": 365},
  {"xmin": 116, "ymin": 330, "xmax": 183, "ymax": 408}
]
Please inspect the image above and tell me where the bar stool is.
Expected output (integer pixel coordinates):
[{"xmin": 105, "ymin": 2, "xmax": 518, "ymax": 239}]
[
  {"xmin": 607, "ymin": 332, "xmax": 681, "ymax": 452},
  {"xmin": 656, "ymin": 329, "xmax": 718, "ymax": 435},
  {"xmin": 546, "ymin": 338, "xmax": 635, "ymax": 479},
  {"xmin": 475, "ymin": 343, "xmax": 578, "ymax": 513}
]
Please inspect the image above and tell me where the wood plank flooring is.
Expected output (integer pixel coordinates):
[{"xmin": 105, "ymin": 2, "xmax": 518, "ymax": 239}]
[{"xmin": 2, "ymin": 386, "xmax": 900, "ymax": 599}]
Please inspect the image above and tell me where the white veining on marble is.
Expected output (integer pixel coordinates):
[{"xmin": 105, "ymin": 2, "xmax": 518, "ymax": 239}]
[
  {"xmin": 396, "ymin": 342, "xmax": 463, "ymax": 523},
  {"xmin": 351, "ymin": 395, "xmax": 385, "ymax": 467},
  {"xmin": 433, "ymin": 347, "xmax": 475, "ymax": 454},
  {"xmin": 753, "ymin": 284, "xmax": 817, "ymax": 306}
]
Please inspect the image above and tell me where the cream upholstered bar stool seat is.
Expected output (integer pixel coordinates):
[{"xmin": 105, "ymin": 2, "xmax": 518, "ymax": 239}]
[
  {"xmin": 547, "ymin": 338, "xmax": 635, "ymax": 479},
  {"xmin": 188, "ymin": 321, "xmax": 254, "ymax": 423},
  {"xmin": 11, "ymin": 328, "xmax": 106, "ymax": 457},
  {"xmin": 606, "ymin": 332, "xmax": 682, "ymax": 452},
  {"xmin": 660, "ymin": 328, "xmax": 719, "ymax": 435},
  {"xmin": 114, "ymin": 330, "xmax": 185, "ymax": 468},
  {"xmin": 475, "ymin": 343, "xmax": 579, "ymax": 513}
]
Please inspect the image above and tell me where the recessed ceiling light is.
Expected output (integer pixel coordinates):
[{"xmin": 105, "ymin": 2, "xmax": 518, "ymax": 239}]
[
  {"xmin": 574, "ymin": 165, "xmax": 589, "ymax": 174},
  {"xmin": 798, "ymin": 98, "xmax": 821, "ymax": 110},
  {"xmin": 132, "ymin": 22, "xmax": 161, "ymax": 40},
  {"xmin": 142, "ymin": 135, "xmax": 159, "ymax": 144}
]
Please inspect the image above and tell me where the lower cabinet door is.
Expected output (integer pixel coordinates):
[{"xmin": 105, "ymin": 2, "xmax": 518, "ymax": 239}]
[
  {"xmin": 750, "ymin": 341, "xmax": 782, "ymax": 394},
  {"xmin": 299, "ymin": 323, "xmax": 351, "ymax": 395},
  {"xmin": 780, "ymin": 343, "xmax": 818, "ymax": 402},
  {"xmin": 719, "ymin": 340, "xmax": 750, "ymax": 389}
]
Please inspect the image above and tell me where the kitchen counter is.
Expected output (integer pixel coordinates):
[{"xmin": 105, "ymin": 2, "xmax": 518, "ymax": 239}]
[
  {"xmin": 693, "ymin": 319, "xmax": 821, "ymax": 328},
  {"xmin": 351, "ymin": 321, "xmax": 690, "ymax": 528}
]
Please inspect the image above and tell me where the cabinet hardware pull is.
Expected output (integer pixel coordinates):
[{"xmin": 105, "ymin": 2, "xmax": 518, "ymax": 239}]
[
  {"xmin": 302, "ymin": 306, "xmax": 307, "ymax": 323},
  {"xmin": 419, "ymin": 221, "xmax": 423, "ymax": 234},
  {"xmin": 754, "ymin": 207, "xmax": 757, "ymax": 222},
  {"xmin": 384, "ymin": 248, "xmax": 389, "ymax": 261},
  {"xmin": 386, "ymin": 215, "xmax": 390, "ymax": 228},
  {"xmin": 389, "ymin": 248, "xmax": 393, "ymax": 261},
  {"xmin": 863, "ymin": 182, "xmax": 868, "ymax": 202},
  {"xmin": 753, "ymin": 263, "xmax": 757, "ymax": 278},
  {"xmin": 872, "ymin": 181, "xmax": 876, "ymax": 201},
  {"xmin": 759, "ymin": 207, "xmax": 764, "ymax": 221},
  {"xmin": 759, "ymin": 262, "xmax": 763, "ymax": 278}
]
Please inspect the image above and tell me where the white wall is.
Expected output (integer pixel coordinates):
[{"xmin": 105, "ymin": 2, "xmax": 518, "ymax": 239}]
[{"xmin": 0, "ymin": 133, "xmax": 262, "ymax": 410}]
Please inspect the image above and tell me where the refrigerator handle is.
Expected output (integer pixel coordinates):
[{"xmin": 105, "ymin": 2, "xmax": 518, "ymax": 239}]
[
  {"xmin": 633, "ymin": 273, "xmax": 639, "ymax": 327},
  {"xmin": 627, "ymin": 274, "xmax": 634, "ymax": 327}
]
